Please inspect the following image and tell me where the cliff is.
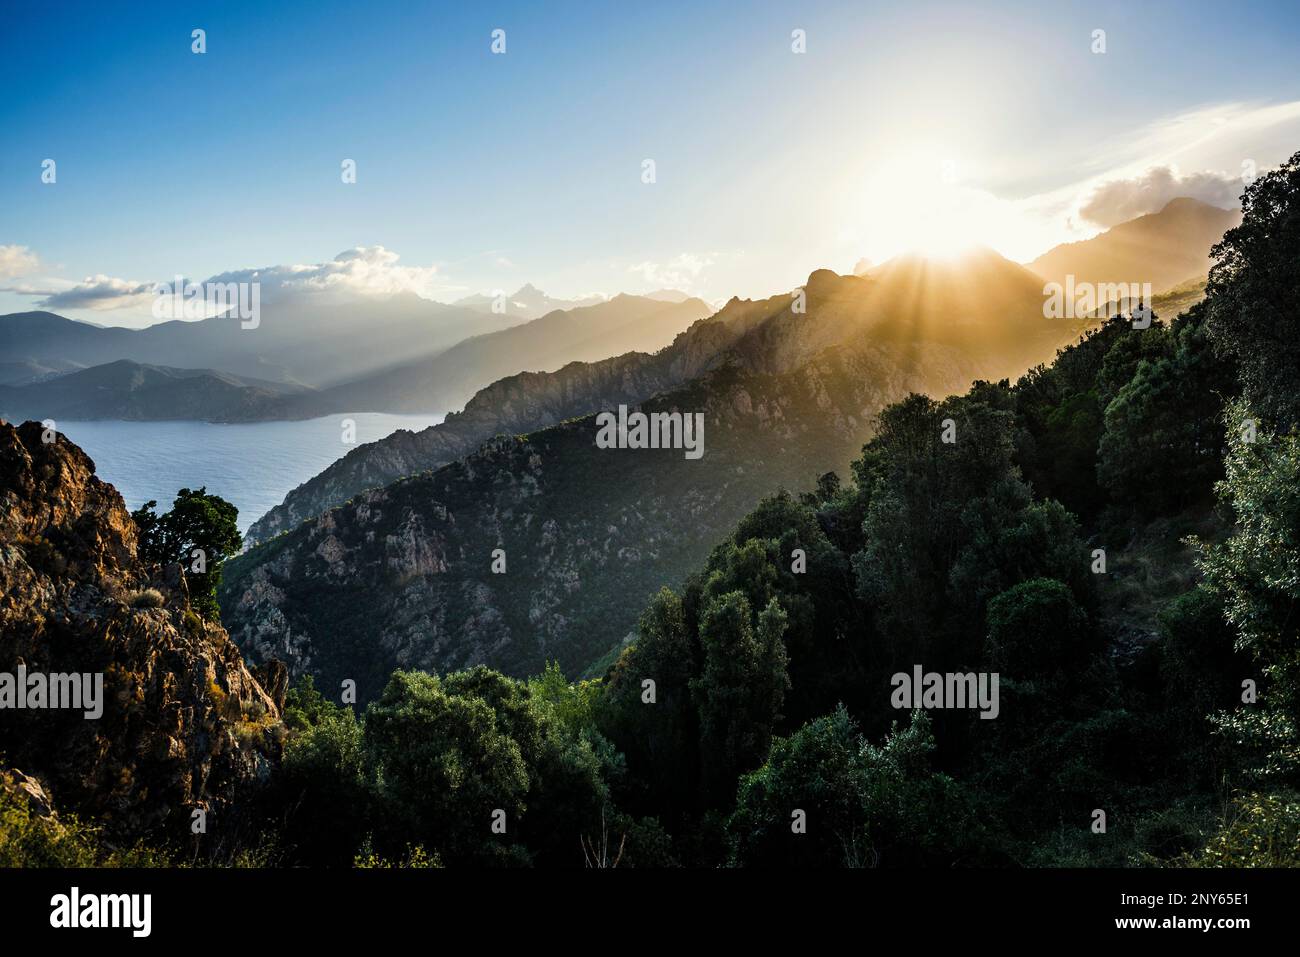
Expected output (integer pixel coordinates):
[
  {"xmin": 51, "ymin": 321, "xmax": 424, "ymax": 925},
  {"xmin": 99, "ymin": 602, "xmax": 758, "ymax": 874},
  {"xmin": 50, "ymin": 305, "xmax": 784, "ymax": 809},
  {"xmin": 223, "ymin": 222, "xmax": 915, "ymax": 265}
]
[{"xmin": 0, "ymin": 419, "xmax": 284, "ymax": 843}]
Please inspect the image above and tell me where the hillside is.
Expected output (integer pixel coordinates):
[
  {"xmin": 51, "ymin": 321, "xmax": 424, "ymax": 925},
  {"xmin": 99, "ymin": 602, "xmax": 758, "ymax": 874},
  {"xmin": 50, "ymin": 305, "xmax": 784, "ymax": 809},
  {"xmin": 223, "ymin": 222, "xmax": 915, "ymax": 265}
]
[
  {"xmin": 0, "ymin": 359, "xmax": 312, "ymax": 422},
  {"xmin": 0, "ymin": 356, "xmax": 87, "ymax": 386},
  {"xmin": 221, "ymin": 335, "xmax": 980, "ymax": 701},
  {"xmin": 1026, "ymin": 197, "xmax": 1240, "ymax": 293}
]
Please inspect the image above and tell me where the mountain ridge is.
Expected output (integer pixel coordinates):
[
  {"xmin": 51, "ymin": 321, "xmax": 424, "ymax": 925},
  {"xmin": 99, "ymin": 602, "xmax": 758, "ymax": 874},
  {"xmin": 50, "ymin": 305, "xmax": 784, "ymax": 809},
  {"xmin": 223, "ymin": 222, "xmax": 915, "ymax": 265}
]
[{"xmin": 243, "ymin": 254, "xmax": 1086, "ymax": 546}]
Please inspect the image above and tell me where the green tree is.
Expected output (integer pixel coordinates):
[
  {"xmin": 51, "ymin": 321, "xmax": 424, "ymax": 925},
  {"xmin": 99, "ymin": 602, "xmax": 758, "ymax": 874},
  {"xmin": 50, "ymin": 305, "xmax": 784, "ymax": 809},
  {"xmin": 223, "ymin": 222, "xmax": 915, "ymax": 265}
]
[
  {"xmin": 853, "ymin": 387, "xmax": 1087, "ymax": 670},
  {"xmin": 1098, "ymin": 305, "xmax": 1235, "ymax": 515},
  {"xmin": 600, "ymin": 587, "xmax": 700, "ymax": 823},
  {"xmin": 728, "ymin": 707, "xmax": 982, "ymax": 867},
  {"xmin": 1205, "ymin": 149, "xmax": 1300, "ymax": 431},
  {"xmin": 1196, "ymin": 402, "xmax": 1300, "ymax": 783},
  {"xmin": 691, "ymin": 592, "xmax": 790, "ymax": 803},
  {"xmin": 984, "ymin": 577, "xmax": 1091, "ymax": 679},
  {"xmin": 276, "ymin": 709, "xmax": 368, "ymax": 866},
  {"xmin": 363, "ymin": 670, "xmax": 531, "ymax": 865},
  {"xmin": 131, "ymin": 487, "xmax": 240, "ymax": 618}
]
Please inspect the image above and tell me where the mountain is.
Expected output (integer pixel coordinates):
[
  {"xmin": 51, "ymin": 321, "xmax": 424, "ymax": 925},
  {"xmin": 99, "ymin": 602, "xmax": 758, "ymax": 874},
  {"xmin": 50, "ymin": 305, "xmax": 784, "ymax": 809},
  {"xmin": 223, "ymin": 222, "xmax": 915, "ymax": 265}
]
[
  {"xmin": 224, "ymin": 258, "xmax": 1091, "ymax": 694},
  {"xmin": 281, "ymin": 293, "xmax": 713, "ymax": 417},
  {"xmin": 0, "ymin": 294, "xmax": 711, "ymax": 423},
  {"xmin": 1152, "ymin": 274, "xmax": 1210, "ymax": 317},
  {"xmin": 221, "ymin": 334, "xmax": 980, "ymax": 700},
  {"xmin": 643, "ymin": 289, "xmax": 695, "ymax": 303},
  {"xmin": 453, "ymin": 284, "xmax": 606, "ymax": 320},
  {"xmin": 1026, "ymin": 197, "xmax": 1241, "ymax": 294},
  {"xmin": 863, "ymin": 247, "xmax": 1084, "ymax": 371},
  {"xmin": 0, "ymin": 419, "xmax": 283, "ymax": 841},
  {"xmin": 0, "ymin": 290, "xmax": 526, "ymax": 390},
  {"xmin": 243, "ymin": 252, "xmax": 1086, "ymax": 546},
  {"xmin": 0, "ymin": 359, "xmax": 313, "ymax": 422},
  {"xmin": 0, "ymin": 356, "xmax": 87, "ymax": 386}
]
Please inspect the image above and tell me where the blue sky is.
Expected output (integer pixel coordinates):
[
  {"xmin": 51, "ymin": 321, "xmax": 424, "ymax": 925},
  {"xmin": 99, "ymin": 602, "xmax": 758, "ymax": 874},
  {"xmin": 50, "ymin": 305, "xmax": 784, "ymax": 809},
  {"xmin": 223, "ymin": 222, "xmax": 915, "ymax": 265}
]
[{"xmin": 4, "ymin": 0, "xmax": 1300, "ymax": 326}]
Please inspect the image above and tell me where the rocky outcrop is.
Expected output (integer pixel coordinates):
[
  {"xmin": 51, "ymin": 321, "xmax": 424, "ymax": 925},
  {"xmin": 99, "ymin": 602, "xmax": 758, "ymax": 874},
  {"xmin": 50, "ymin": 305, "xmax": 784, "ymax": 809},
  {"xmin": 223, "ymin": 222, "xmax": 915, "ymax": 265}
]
[{"xmin": 0, "ymin": 419, "xmax": 282, "ymax": 842}]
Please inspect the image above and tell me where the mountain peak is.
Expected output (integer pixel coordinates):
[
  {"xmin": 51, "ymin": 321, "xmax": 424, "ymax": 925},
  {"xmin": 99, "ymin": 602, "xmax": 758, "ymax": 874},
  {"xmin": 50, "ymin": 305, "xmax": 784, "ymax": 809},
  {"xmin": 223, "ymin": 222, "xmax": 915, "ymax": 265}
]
[{"xmin": 1158, "ymin": 196, "xmax": 1229, "ymax": 215}]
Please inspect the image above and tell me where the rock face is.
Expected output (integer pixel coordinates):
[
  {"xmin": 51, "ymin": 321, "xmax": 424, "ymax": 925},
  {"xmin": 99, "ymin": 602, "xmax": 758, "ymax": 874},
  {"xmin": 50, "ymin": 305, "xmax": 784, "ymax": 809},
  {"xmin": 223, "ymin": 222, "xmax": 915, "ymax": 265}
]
[
  {"xmin": 222, "ymin": 337, "xmax": 981, "ymax": 703},
  {"xmin": 0, "ymin": 419, "xmax": 281, "ymax": 842}
]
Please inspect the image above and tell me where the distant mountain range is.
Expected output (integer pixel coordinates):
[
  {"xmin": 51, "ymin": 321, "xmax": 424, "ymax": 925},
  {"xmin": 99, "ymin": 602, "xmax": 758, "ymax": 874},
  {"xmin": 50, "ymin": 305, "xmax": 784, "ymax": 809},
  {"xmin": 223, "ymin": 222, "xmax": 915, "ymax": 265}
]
[
  {"xmin": 0, "ymin": 292, "xmax": 526, "ymax": 390},
  {"xmin": 450, "ymin": 284, "xmax": 695, "ymax": 318},
  {"xmin": 0, "ymin": 200, "xmax": 1233, "ymax": 430},
  {"xmin": 278, "ymin": 294, "xmax": 713, "ymax": 417},
  {"xmin": 453, "ymin": 283, "xmax": 608, "ymax": 319},
  {"xmin": 0, "ymin": 359, "xmax": 309, "ymax": 423},
  {"xmin": 224, "ymin": 197, "xmax": 1248, "ymax": 688},
  {"xmin": 223, "ymin": 270, "xmax": 997, "ymax": 694},
  {"xmin": 0, "ymin": 293, "xmax": 710, "ymax": 422}
]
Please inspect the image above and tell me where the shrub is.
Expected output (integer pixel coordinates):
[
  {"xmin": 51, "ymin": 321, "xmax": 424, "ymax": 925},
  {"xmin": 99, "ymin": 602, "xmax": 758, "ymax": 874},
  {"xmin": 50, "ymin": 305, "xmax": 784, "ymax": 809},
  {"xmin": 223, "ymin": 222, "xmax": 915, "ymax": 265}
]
[
  {"xmin": 984, "ymin": 577, "xmax": 1090, "ymax": 678},
  {"xmin": 127, "ymin": 588, "xmax": 165, "ymax": 609},
  {"xmin": 1183, "ymin": 792, "xmax": 1300, "ymax": 867}
]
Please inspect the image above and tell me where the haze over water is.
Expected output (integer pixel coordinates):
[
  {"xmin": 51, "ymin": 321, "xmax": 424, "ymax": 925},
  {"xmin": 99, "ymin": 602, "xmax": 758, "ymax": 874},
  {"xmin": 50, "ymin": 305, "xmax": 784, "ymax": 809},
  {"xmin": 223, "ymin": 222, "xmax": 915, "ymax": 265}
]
[{"xmin": 57, "ymin": 413, "xmax": 444, "ymax": 534}]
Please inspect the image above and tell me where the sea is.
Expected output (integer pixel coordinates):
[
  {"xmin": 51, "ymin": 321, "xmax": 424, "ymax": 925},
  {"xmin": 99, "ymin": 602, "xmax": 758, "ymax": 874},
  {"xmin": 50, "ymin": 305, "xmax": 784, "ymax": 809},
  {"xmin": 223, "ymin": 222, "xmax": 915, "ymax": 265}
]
[{"xmin": 54, "ymin": 413, "xmax": 445, "ymax": 534}]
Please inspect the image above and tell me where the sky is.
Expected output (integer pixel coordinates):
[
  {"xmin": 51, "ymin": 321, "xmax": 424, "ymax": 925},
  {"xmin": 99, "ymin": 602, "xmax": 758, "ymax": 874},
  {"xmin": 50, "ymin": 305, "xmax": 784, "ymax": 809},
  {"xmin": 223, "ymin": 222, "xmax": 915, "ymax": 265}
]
[{"xmin": 4, "ymin": 0, "xmax": 1300, "ymax": 327}]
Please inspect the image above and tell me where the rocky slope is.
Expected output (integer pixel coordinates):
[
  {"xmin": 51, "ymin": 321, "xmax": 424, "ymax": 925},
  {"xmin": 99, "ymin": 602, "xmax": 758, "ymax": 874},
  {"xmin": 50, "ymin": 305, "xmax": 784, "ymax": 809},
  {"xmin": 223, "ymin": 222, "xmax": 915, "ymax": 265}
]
[
  {"xmin": 245, "ymin": 261, "xmax": 1081, "ymax": 546},
  {"xmin": 221, "ymin": 334, "xmax": 981, "ymax": 702},
  {"xmin": 0, "ymin": 419, "xmax": 284, "ymax": 842}
]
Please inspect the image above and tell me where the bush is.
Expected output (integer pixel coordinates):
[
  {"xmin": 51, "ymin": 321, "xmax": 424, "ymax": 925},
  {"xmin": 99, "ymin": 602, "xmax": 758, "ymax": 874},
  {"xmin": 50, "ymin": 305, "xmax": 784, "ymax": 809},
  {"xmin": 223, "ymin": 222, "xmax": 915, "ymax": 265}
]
[
  {"xmin": 1183, "ymin": 792, "xmax": 1300, "ymax": 867},
  {"xmin": 984, "ymin": 578, "xmax": 1090, "ymax": 679},
  {"xmin": 127, "ymin": 588, "xmax": 165, "ymax": 609},
  {"xmin": 0, "ymin": 785, "xmax": 171, "ymax": 868},
  {"xmin": 728, "ymin": 707, "xmax": 984, "ymax": 867}
]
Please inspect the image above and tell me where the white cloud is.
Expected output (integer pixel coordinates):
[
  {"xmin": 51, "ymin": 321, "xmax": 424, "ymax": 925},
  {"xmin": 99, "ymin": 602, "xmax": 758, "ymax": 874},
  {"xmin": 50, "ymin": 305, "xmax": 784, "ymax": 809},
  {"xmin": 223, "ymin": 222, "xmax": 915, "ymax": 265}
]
[
  {"xmin": 205, "ymin": 245, "xmax": 458, "ymax": 301},
  {"xmin": 627, "ymin": 253, "xmax": 714, "ymax": 290},
  {"xmin": 35, "ymin": 274, "xmax": 156, "ymax": 311},
  {"xmin": 0, "ymin": 245, "xmax": 40, "ymax": 278},
  {"xmin": 1078, "ymin": 165, "xmax": 1243, "ymax": 227}
]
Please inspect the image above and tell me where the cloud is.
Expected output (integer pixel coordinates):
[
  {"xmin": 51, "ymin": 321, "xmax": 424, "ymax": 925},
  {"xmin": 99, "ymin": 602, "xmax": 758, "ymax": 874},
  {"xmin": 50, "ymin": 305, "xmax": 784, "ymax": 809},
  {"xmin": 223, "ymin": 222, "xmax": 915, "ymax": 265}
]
[
  {"xmin": 1078, "ymin": 165, "xmax": 1244, "ymax": 227},
  {"xmin": 2, "ymin": 247, "xmax": 466, "ymax": 325},
  {"xmin": 0, "ymin": 245, "xmax": 40, "ymax": 278},
  {"xmin": 627, "ymin": 253, "xmax": 714, "ymax": 290},
  {"xmin": 208, "ymin": 245, "xmax": 454, "ymax": 301},
  {"xmin": 35, "ymin": 274, "xmax": 156, "ymax": 311}
]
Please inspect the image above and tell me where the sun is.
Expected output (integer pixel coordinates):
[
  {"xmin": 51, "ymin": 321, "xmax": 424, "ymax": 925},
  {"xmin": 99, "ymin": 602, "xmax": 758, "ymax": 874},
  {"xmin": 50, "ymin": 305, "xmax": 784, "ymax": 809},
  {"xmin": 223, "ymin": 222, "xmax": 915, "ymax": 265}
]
[{"xmin": 851, "ymin": 149, "xmax": 1049, "ymax": 264}]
